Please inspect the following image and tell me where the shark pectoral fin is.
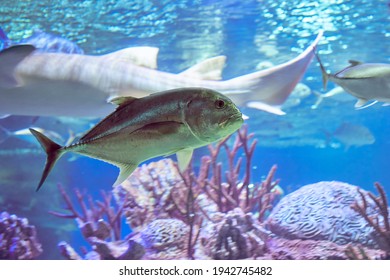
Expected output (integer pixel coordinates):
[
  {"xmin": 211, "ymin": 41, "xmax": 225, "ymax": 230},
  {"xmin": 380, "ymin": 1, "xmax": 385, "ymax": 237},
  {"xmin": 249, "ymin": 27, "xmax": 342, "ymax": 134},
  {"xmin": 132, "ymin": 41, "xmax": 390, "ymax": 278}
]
[
  {"xmin": 108, "ymin": 95, "xmax": 139, "ymax": 107},
  {"xmin": 176, "ymin": 148, "xmax": 194, "ymax": 171},
  {"xmin": 246, "ymin": 101, "xmax": 286, "ymax": 115},
  {"xmin": 113, "ymin": 163, "xmax": 138, "ymax": 187},
  {"xmin": 103, "ymin": 47, "xmax": 159, "ymax": 69},
  {"xmin": 179, "ymin": 56, "xmax": 226, "ymax": 80},
  {"xmin": 0, "ymin": 45, "xmax": 36, "ymax": 88}
]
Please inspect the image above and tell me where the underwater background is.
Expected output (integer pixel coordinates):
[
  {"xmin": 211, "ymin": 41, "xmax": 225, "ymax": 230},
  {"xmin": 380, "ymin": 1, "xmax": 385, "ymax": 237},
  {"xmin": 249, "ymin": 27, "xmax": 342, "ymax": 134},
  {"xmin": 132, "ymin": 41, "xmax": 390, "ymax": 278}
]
[{"xmin": 0, "ymin": 0, "xmax": 389, "ymax": 260}]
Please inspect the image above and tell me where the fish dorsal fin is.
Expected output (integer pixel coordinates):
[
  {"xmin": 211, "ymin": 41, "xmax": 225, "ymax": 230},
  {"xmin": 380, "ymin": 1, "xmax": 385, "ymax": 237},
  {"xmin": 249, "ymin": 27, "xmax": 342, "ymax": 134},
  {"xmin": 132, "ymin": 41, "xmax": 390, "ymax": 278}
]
[
  {"xmin": 103, "ymin": 47, "xmax": 159, "ymax": 69},
  {"xmin": 176, "ymin": 148, "xmax": 194, "ymax": 171},
  {"xmin": 348, "ymin": 60, "xmax": 363, "ymax": 66},
  {"xmin": 113, "ymin": 163, "xmax": 138, "ymax": 187},
  {"xmin": 179, "ymin": 56, "xmax": 226, "ymax": 80},
  {"xmin": 107, "ymin": 95, "xmax": 139, "ymax": 107},
  {"xmin": 246, "ymin": 101, "xmax": 286, "ymax": 115},
  {"xmin": 0, "ymin": 45, "xmax": 36, "ymax": 88}
]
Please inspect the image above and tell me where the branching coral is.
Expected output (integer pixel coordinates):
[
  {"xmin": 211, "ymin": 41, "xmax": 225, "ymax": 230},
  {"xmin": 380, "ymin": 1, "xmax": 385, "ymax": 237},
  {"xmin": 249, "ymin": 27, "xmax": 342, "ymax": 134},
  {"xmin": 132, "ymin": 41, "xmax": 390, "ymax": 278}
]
[
  {"xmin": 351, "ymin": 182, "xmax": 390, "ymax": 252},
  {"xmin": 201, "ymin": 125, "xmax": 276, "ymax": 215},
  {"xmin": 50, "ymin": 184, "xmax": 144, "ymax": 260}
]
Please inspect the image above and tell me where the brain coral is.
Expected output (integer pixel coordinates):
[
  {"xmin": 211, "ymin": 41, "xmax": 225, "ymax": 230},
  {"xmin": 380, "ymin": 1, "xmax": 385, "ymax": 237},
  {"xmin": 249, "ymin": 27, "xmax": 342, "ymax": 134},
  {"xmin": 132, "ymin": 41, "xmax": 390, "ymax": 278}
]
[
  {"xmin": 140, "ymin": 219, "xmax": 188, "ymax": 250},
  {"xmin": 133, "ymin": 218, "xmax": 189, "ymax": 260},
  {"xmin": 265, "ymin": 181, "xmax": 386, "ymax": 248}
]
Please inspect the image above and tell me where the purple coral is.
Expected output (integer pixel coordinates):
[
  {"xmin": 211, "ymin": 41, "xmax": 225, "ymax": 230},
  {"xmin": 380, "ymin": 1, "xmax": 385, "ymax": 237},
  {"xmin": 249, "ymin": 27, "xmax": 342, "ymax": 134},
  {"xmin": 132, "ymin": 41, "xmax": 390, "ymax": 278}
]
[
  {"xmin": 351, "ymin": 182, "xmax": 390, "ymax": 252},
  {"xmin": 0, "ymin": 211, "xmax": 42, "ymax": 259}
]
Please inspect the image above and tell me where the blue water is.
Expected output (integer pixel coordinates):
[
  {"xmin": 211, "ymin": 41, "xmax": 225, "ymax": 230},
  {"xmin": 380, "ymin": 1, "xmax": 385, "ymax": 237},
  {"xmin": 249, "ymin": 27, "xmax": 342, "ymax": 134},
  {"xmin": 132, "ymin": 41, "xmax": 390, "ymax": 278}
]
[{"xmin": 0, "ymin": 0, "xmax": 389, "ymax": 259}]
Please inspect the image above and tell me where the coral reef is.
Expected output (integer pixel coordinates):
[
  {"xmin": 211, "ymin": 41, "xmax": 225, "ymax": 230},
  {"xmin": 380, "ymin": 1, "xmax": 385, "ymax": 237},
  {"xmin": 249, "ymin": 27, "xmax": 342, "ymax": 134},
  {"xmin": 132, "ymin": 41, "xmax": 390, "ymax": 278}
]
[
  {"xmin": 50, "ymin": 126, "xmax": 390, "ymax": 260},
  {"xmin": 50, "ymin": 184, "xmax": 144, "ymax": 260},
  {"xmin": 52, "ymin": 126, "xmax": 281, "ymax": 260},
  {"xmin": 194, "ymin": 208, "xmax": 269, "ymax": 260},
  {"xmin": 266, "ymin": 181, "xmax": 384, "ymax": 248},
  {"xmin": 0, "ymin": 211, "xmax": 42, "ymax": 259}
]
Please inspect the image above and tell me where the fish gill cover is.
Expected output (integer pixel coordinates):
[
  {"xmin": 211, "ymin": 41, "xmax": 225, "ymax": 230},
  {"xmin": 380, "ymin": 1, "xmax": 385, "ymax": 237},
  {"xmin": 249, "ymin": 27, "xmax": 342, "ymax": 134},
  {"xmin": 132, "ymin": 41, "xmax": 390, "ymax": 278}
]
[{"xmin": 0, "ymin": 0, "xmax": 389, "ymax": 260}]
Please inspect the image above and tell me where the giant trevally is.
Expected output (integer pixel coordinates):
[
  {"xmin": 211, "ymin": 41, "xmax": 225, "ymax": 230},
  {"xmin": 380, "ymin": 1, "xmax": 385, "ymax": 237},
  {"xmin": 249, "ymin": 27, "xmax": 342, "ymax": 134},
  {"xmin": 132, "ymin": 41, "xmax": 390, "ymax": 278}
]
[
  {"xmin": 30, "ymin": 87, "xmax": 243, "ymax": 191},
  {"xmin": 0, "ymin": 31, "xmax": 323, "ymax": 117},
  {"xmin": 326, "ymin": 122, "xmax": 375, "ymax": 150},
  {"xmin": 315, "ymin": 52, "xmax": 390, "ymax": 109}
]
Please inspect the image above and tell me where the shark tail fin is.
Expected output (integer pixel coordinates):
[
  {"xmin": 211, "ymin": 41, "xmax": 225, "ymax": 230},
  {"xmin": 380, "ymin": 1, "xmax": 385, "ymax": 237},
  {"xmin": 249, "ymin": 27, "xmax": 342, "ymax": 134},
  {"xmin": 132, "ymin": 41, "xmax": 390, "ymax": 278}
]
[
  {"xmin": 29, "ymin": 128, "xmax": 66, "ymax": 191},
  {"xmin": 314, "ymin": 51, "xmax": 329, "ymax": 91}
]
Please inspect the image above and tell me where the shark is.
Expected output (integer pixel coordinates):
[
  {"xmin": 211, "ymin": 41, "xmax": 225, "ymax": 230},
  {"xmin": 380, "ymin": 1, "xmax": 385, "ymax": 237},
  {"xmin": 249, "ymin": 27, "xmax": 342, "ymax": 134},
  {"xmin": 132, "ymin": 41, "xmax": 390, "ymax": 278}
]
[{"xmin": 0, "ymin": 31, "xmax": 323, "ymax": 118}]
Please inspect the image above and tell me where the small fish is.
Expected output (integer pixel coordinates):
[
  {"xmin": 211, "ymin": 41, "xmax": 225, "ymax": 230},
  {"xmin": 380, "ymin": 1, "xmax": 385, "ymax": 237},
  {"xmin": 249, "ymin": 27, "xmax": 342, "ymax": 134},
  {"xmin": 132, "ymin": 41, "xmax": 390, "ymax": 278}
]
[
  {"xmin": 0, "ymin": 27, "xmax": 83, "ymax": 54},
  {"xmin": 0, "ymin": 31, "xmax": 323, "ymax": 117},
  {"xmin": 30, "ymin": 87, "xmax": 243, "ymax": 191},
  {"xmin": 327, "ymin": 122, "xmax": 375, "ymax": 150},
  {"xmin": 315, "ymin": 52, "xmax": 390, "ymax": 109}
]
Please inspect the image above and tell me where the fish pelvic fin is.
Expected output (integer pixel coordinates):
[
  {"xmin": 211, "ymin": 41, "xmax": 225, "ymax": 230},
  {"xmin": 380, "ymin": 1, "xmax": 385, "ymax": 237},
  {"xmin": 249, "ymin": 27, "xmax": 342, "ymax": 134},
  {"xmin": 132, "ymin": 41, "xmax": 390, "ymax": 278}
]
[
  {"xmin": 113, "ymin": 163, "xmax": 138, "ymax": 187},
  {"xmin": 29, "ymin": 128, "xmax": 65, "ymax": 191},
  {"xmin": 314, "ymin": 51, "xmax": 329, "ymax": 90}
]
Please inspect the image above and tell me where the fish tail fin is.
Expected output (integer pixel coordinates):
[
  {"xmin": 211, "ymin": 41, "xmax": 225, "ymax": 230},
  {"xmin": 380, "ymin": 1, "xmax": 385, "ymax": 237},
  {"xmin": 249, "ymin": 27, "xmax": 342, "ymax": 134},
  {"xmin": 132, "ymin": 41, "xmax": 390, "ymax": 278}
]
[
  {"xmin": 314, "ymin": 51, "xmax": 328, "ymax": 90},
  {"xmin": 29, "ymin": 128, "xmax": 66, "ymax": 191},
  {"xmin": 311, "ymin": 90, "xmax": 324, "ymax": 109}
]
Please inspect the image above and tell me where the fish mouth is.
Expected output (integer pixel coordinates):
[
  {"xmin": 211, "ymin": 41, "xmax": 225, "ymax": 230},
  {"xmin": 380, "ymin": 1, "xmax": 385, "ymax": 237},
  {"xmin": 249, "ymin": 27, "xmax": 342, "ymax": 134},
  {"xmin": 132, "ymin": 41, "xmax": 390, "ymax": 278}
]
[{"xmin": 219, "ymin": 112, "xmax": 243, "ymax": 127}]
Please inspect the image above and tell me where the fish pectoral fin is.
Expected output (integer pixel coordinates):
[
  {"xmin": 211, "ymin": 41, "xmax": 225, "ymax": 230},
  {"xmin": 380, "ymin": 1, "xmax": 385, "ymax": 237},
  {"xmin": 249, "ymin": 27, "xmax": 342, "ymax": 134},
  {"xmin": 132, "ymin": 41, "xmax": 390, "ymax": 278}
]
[
  {"xmin": 0, "ymin": 45, "xmax": 36, "ymax": 88},
  {"xmin": 107, "ymin": 95, "xmax": 139, "ymax": 107},
  {"xmin": 354, "ymin": 99, "xmax": 377, "ymax": 109},
  {"xmin": 179, "ymin": 56, "xmax": 226, "ymax": 80},
  {"xmin": 113, "ymin": 163, "xmax": 138, "ymax": 187},
  {"xmin": 246, "ymin": 101, "xmax": 286, "ymax": 115},
  {"xmin": 176, "ymin": 148, "xmax": 194, "ymax": 172},
  {"xmin": 103, "ymin": 46, "xmax": 159, "ymax": 69}
]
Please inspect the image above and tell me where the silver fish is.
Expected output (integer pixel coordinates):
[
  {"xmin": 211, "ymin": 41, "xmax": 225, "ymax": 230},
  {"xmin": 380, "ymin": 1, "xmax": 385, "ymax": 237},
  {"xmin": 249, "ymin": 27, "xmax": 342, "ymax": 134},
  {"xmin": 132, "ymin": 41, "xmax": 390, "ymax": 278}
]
[
  {"xmin": 315, "ymin": 52, "xmax": 390, "ymax": 109},
  {"xmin": 30, "ymin": 87, "xmax": 243, "ymax": 191},
  {"xmin": 0, "ymin": 31, "xmax": 323, "ymax": 117},
  {"xmin": 331, "ymin": 122, "xmax": 375, "ymax": 150}
]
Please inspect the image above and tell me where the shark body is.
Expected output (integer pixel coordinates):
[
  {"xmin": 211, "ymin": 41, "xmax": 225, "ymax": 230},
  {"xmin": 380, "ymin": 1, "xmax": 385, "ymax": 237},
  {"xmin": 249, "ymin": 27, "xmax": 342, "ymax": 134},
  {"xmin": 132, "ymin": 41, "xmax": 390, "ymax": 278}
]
[{"xmin": 0, "ymin": 31, "xmax": 323, "ymax": 117}]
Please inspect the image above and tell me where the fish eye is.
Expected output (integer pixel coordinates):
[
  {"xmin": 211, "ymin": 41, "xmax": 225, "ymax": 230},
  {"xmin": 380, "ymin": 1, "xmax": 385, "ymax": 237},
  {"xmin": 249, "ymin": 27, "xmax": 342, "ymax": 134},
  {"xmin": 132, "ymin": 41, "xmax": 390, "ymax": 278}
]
[{"xmin": 215, "ymin": 99, "xmax": 225, "ymax": 109}]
